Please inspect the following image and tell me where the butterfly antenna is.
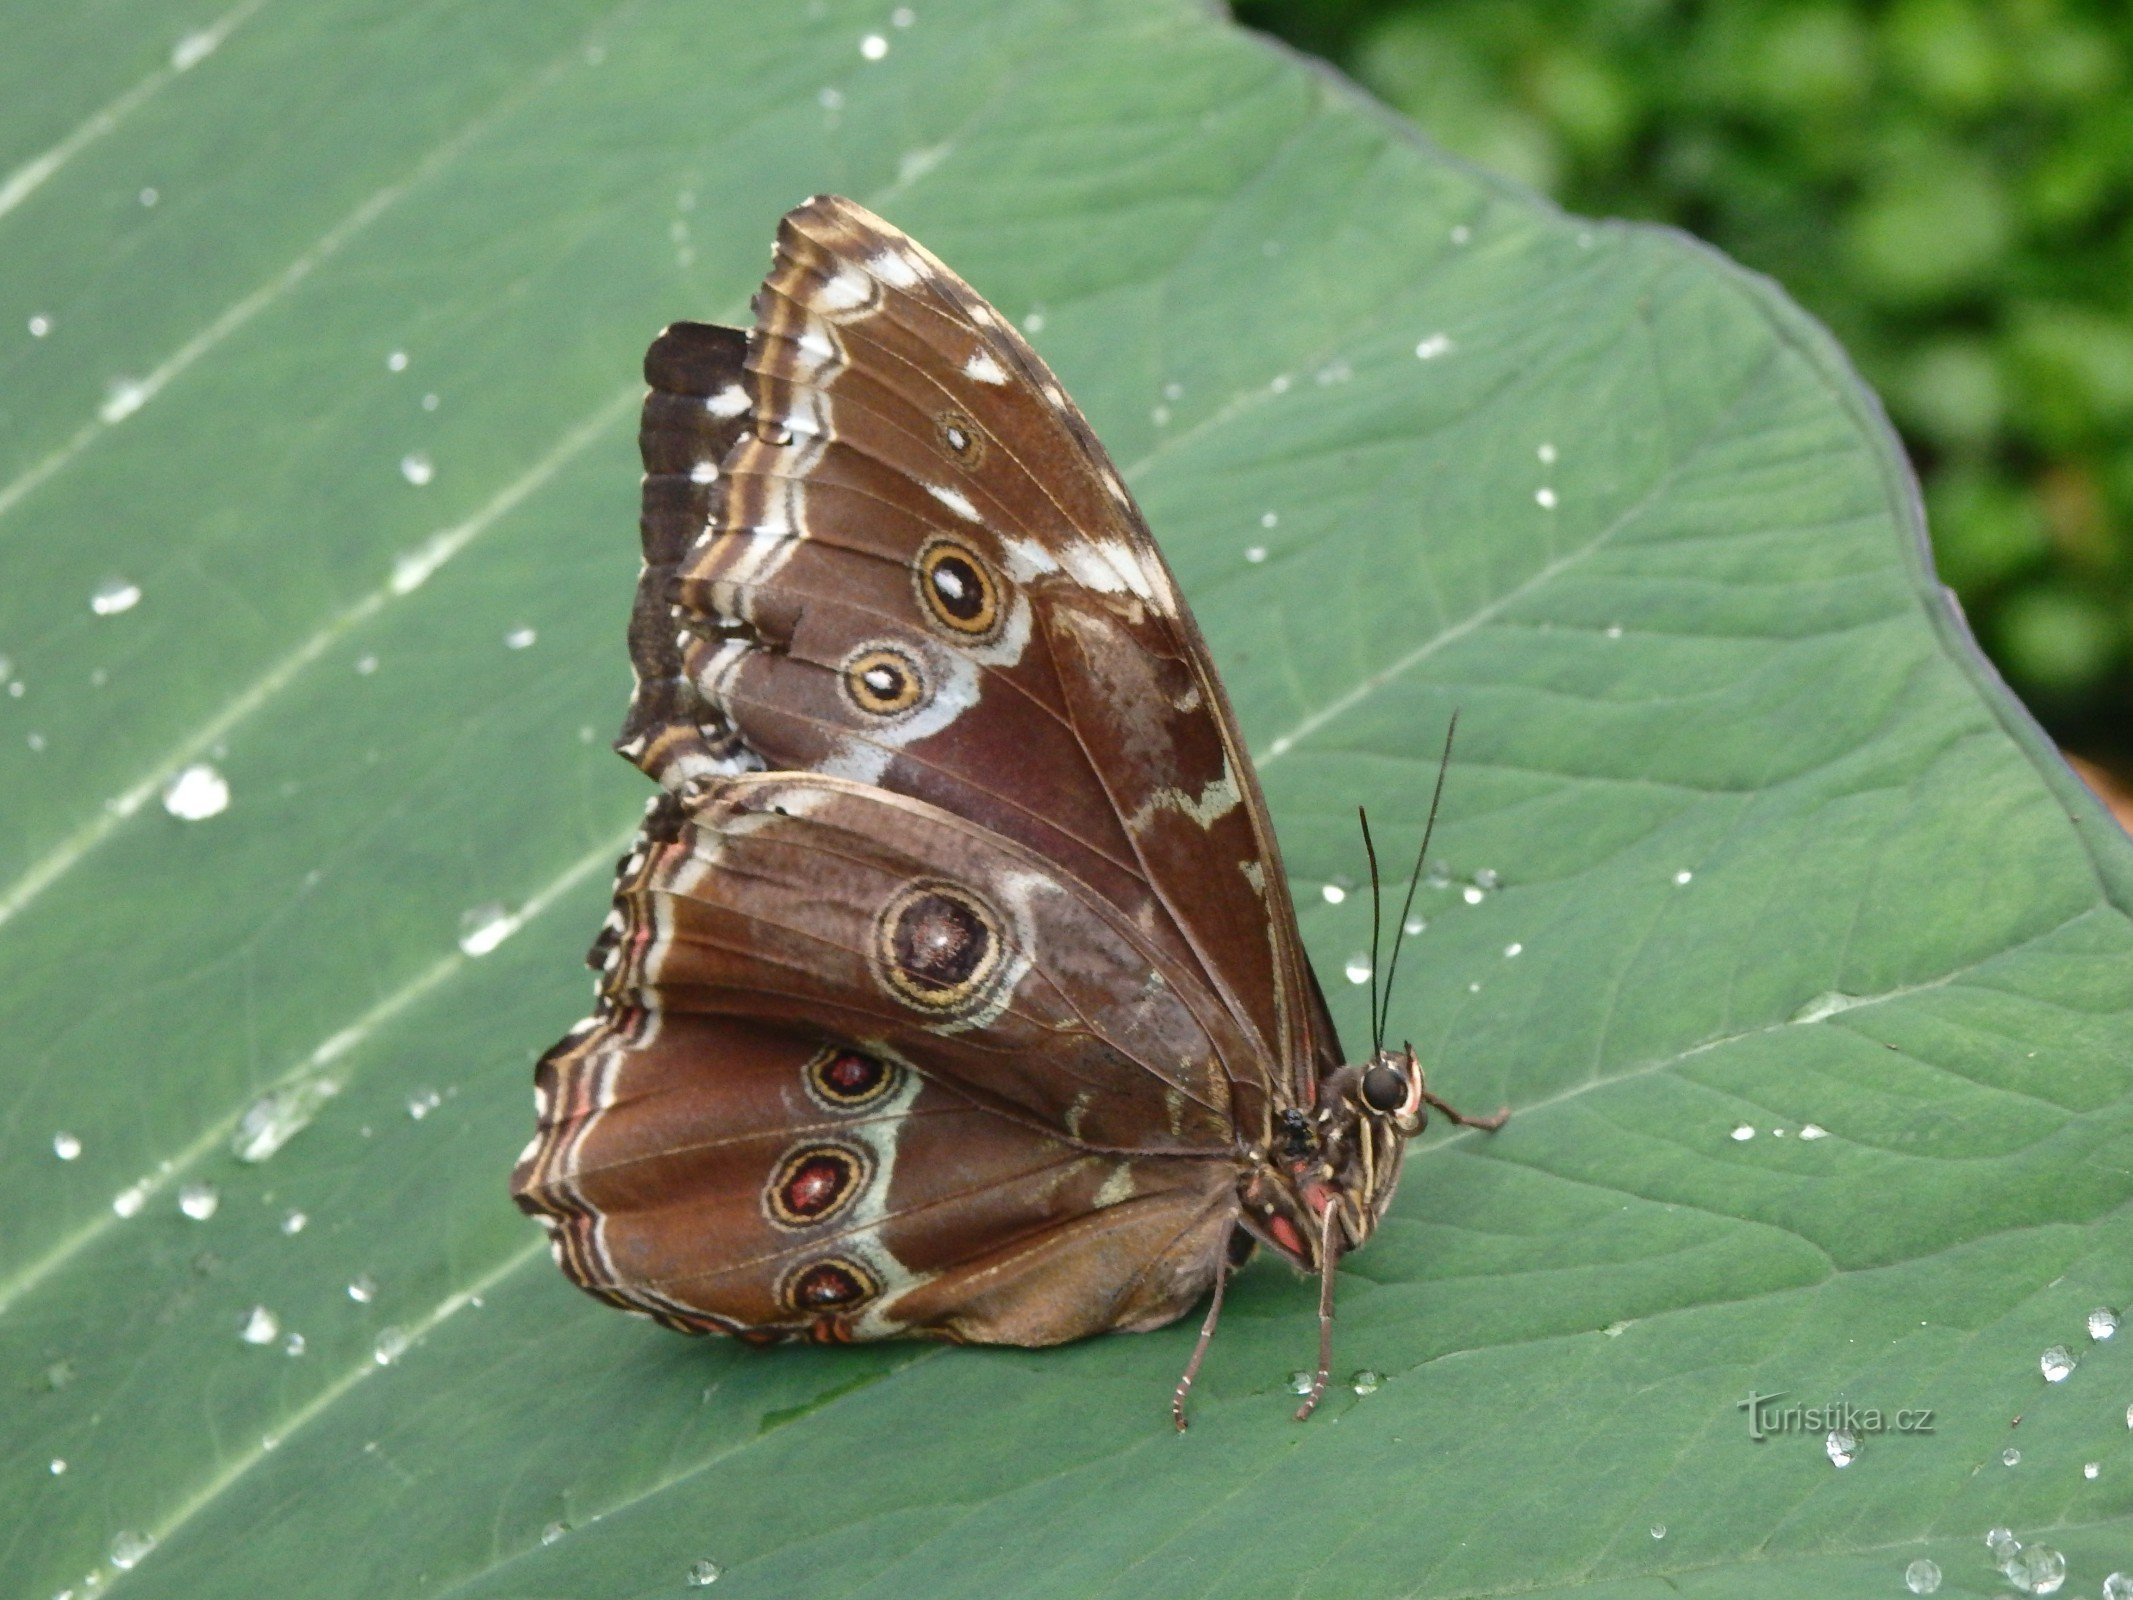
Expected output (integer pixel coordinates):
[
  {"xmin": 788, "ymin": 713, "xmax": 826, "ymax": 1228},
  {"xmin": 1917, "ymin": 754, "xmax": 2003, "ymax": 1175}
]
[
  {"xmin": 1358, "ymin": 806, "xmax": 1385, "ymax": 1060},
  {"xmin": 1375, "ymin": 712, "xmax": 1459, "ymax": 1051}
]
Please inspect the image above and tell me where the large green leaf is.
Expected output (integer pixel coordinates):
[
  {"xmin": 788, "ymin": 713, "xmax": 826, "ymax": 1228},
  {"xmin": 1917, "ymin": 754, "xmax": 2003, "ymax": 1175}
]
[{"xmin": 5, "ymin": 1, "xmax": 2130, "ymax": 1595}]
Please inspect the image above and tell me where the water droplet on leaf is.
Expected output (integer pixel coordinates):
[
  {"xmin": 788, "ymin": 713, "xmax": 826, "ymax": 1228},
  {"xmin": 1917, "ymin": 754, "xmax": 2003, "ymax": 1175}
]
[
  {"xmin": 177, "ymin": 1182, "xmax": 218, "ymax": 1220},
  {"xmin": 1730, "ymin": 1125, "xmax": 1755, "ymax": 1142},
  {"xmin": 162, "ymin": 762, "xmax": 229, "ymax": 820},
  {"xmin": 53, "ymin": 1132, "xmax": 81, "ymax": 1160},
  {"xmin": 1904, "ymin": 1557, "xmax": 1941, "ymax": 1594},
  {"xmin": 2041, "ymin": 1344, "xmax": 2076, "ymax": 1382},
  {"xmin": 399, "ymin": 452, "xmax": 433, "ymax": 486},
  {"xmin": 90, "ymin": 578, "xmax": 141, "ymax": 616},
  {"xmin": 2088, "ymin": 1306, "xmax": 2118, "ymax": 1340},
  {"xmin": 108, "ymin": 1531, "xmax": 155, "ymax": 1570},
  {"xmin": 239, "ymin": 1305, "xmax": 279, "ymax": 1345},
  {"xmin": 2002, "ymin": 1446, "xmax": 2022, "ymax": 1466},
  {"xmin": 348, "ymin": 1273, "xmax": 377, "ymax": 1303},
  {"xmin": 459, "ymin": 903, "xmax": 521, "ymax": 956},
  {"xmin": 373, "ymin": 1327, "xmax": 409, "ymax": 1365},
  {"xmin": 1343, "ymin": 956, "xmax": 1370, "ymax": 986},
  {"xmin": 1825, "ymin": 1428, "xmax": 1857, "ymax": 1467},
  {"xmin": 1350, "ymin": 1369, "xmax": 1380, "ymax": 1395},
  {"xmin": 2006, "ymin": 1544, "xmax": 2066, "ymax": 1594},
  {"xmin": 687, "ymin": 1559, "xmax": 723, "ymax": 1586}
]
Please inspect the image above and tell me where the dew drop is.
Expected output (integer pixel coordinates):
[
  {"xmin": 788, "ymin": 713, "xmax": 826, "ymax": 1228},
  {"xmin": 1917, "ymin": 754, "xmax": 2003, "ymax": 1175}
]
[
  {"xmin": 2003, "ymin": 1446, "xmax": 2022, "ymax": 1466},
  {"xmin": 2084, "ymin": 1461, "xmax": 2099, "ymax": 1479},
  {"xmin": 1450, "ymin": 223, "xmax": 1471, "ymax": 244},
  {"xmin": 2006, "ymin": 1544, "xmax": 2066, "ymax": 1594},
  {"xmin": 1503, "ymin": 942, "xmax": 1523, "ymax": 958},
  {"xmin": 1987, "ymin": 1527, "xmax": 2021, "ymax": 1564},
  {"xmin": 373, "ymin": 1326, "xmax": 409, "ymax": 1365},
  {"xmin": 1244, "ymin": 545, "xmax": 1267, "ymax": 564},
  {"xmin": 176, "ymin": 1181, "xmax": 219, "ymax": 1221},
  {"xmin": 1287, "ymin": 1370, "xmax": 1314, "ymax": 1396},
  {"xmin": 139, "ymin": 186, "xmax": 158, "ymax": 207},
  {"xmin": 90, "ymin": 578, "xmax": 142, "ymax": 616},
  {"xmin": 2104, "ymin": 1573, "xmax": 2133, "ymax": 1600},
  {"xmin": 1535, "ymin": 487, "xmax": 1558, "ymax": 509},
  {"xmin": 1260, "ymin": 511, "xmax": 1279, "ymax": 529},
  {"xmin": 1461, "ymin": 886, "xmax": 1484, "ymax": 905},
  {"xmin": 1904, "ymin": 1557, "xmax": 1941, "ymax": 1594},
  {"xmin": 1824, "ymin": 1428, "xmax": 1857, "ymax": 1467},
  {"xmin": 1798, "ymin": 1123, "xmax": 1828, "ymax": 1140},
  {"xmin": 1350, "ymin": 1369, "xmax": 1381, "ymax": 1395},
  {"xmin": 108, "ymin": 1531, "xmax": 155, "ymax": 1571},
  {"xmin": 1605, "ymin": 624, "xmax": 1624, "ymax": 639},
  {"xmin": 112, "ymin": 1180, "xmax": 149, "ymax": 1218},
  {"xmin": 1537, "ymin": 443, "xmax": 1557, "ymax": 465},
  {"xmin": 99, "ymin": 378, "xmax": 148, "ymax": 423},
  {"xmin": 53, "ymin": 1131, "xmax": 81, "ymax": 1161},
  {"xmin": 1403, "ymin": 916, "xmax": 1425, "ymax": 936},
  {"xmin": 1414, "ymin": 333, "xmax": 1452, "ymax": 360},
  {"xmin": 1021, "ymin": 311, "xmax": 1045, "ymax": 333},
  {"xmin": 405, "ymin": 1088, "xmax": 441, "ymax": 1121},
  {"xmin": 1267, "ymin": 372, "xmax": 1290, "ymax": 394},
  {"xmin": 458, "ymin": 903, "xmax": 521, "ymax": 956},
  {"xmin": 2088, "ymin": 1306, "xmax": 2119, "ymax": 1340},
  {"xmin": 859, "ymin": 31, "xmax": 887, "ymax": 58},
  {"xmin": 28, "ymin": 313, "xmax": 51, "ymax": 337},
  {"xmin": 49, "ymin": 1458, "xmax": 66, "ymax": 1475},
  {"xmin": 1343, "ymin": 955, "xmax": 1371, "ymax": 986},
  {"xmin": 1150, "ymin": 404, "xmax": 1170, "ymax": 426},
  {"xmin": 891, "ymin": 4, "xmax": 915, "ymax": 25},
  {"xmin": 233, "ymin": 1079, "xmax": 336, "ymax": 1163},
  {"xmin": 1673, "ymin": 869, "xmax": 1693, "ymax": 886},
  {"xmin": 421, "ymin": 392, "xmax": 439, "ymax": 412},
  {"xmin": 540, "ymin": 1521, "xmax": 568, "ymax": 1546},
  {"xmin": 239, "ymin": 1305, "xmax": 280, "ymax": 1345},
  {"xmin": 1467, "ymin": 980, "xmax": 1481, "ymax": 993},
  {"xmin": 348, "ymin": 1273, "xmax": 377, "ymax": 1304},
  {"xmin": 45, "ymin": 1359, "xmax": 75, "ymax": 1390},
  {"xmin": 399, "ymin": 452, "xmax": 434, "ymax": 487},
  {"xmin": 1320, "ymin": 884, "xmax": 1347, "ymax": 906},
  {"xmin": 162, "ymin": 762, "xmax": 229, "ymax": 820},
  {"xmin": 2041, "ymin": 1344, "xmax": 2076, "ymax": 1382},
  {"xmin": 281, "ymin": 1209, "xmax": 307, "ymax": 1235},
  {"xmin": 171, "ymin": 28, "xmax": 218, "ymax": 68},
  {"xmin": 386, "ymin": 350, "xmax": 409, "ymax": 373},
  {"xmin": 1649, "ymin": 1523, "xmax": 1665, "ymax": 1540},
  {"xmin": 354, "ymin": 653, "xmax": 379, "ymax": 676},
  {"xmin": 2126, "ymin": 1400, "xmax": 2133, "ymax": 1428},
  {"xmin": 1730, "ymin": 1125, "xmax": 1755, "ymax": 1142}
]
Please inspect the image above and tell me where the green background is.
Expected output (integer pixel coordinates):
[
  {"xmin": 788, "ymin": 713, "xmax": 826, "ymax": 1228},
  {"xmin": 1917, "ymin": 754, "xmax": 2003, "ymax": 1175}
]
[
  {"xmin": 2, "ymin": 1, "xmax": 2129, "ymax": 1596},
  {"xmin": 1244, "ymin": 0, "xmax": 2133, "ymax": 766}
]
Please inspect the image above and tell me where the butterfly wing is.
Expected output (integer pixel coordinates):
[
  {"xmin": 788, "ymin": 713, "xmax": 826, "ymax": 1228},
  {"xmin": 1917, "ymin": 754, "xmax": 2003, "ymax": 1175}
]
[
  {"xmin": 512, "ymin": 775, "xmax": 1239, "ymax": 1343},
  {"xmin": 642, "ymin": 195, "xmax": 1340, "ymax": 1121}
]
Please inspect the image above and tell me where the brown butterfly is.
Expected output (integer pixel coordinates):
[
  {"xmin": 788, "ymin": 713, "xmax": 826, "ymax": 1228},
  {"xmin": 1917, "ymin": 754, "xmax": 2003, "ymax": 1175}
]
[{"xmin": 510, "ymin": 195, "xmax": 1506, "ymax": 1427}]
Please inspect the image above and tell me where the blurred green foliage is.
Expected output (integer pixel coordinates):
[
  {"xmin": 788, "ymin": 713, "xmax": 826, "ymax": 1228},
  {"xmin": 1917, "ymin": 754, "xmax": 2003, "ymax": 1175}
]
[{"xmin": 1241, "ymin": 0, "xmax": 2133, "ymax": 754}]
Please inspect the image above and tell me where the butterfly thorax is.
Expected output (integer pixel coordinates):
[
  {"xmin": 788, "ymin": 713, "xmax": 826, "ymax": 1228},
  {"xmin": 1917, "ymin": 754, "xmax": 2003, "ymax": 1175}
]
[{"xmin": 1236, "ymin": 1051, "xmax": 1429, "ymax": 1270}]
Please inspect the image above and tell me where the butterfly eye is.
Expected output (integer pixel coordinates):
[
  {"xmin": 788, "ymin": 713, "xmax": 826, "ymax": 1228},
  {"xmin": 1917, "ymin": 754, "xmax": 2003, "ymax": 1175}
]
[
  {"xmin": 764, "ymin": 1143, "xmax": 871, "ymax": 1228},
  {"xmin": 779, "ymin": 1256, "xmax": 880, "ymax": 1316},
  {"xmin": 842, "ymin": 645, "xmax": 926, "ymax": 716},
  {"xmin": 874, "ymin": 880, "xmax": 1008, "ymax": 1019},
  {"xmin": 916, "ymin": 537, "xmax": 1003, "ymax": 640},
  {"xmin": 937, "ymin": 410, "xmax": 986, "ymax": 465},
  {"xmin": 1360, "ymin": 1062, "xmax": 1408, "ymax": 1114}
]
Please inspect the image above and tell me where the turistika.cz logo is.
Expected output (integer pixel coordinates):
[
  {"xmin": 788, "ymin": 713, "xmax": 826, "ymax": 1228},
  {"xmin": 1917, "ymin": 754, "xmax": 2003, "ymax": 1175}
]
[{"xmin": 1738, "ymin": 1391, "xmax": 1936, "ymax": 1441}]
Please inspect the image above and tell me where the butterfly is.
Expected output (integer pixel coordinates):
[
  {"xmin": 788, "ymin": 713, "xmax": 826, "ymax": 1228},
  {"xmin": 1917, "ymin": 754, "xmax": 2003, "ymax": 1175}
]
[{"xmin": 510, "ymin": 195, "xmax": 1506, "ymax": 1427}]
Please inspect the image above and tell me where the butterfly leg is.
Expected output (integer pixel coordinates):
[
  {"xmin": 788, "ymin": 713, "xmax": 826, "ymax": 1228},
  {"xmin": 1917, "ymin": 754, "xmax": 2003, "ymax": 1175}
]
[
  {"xmin": 1170, "ymin": 1263, "xmax": 1231, "ymax": 1432},
  {"xmin": 1420, "ymin": 1087, "xmax": 1511, "ymax": 1132},
  {"xmin": 1292, "ymin": 1206, "xmax": 1343, "ymax": 1422}
]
